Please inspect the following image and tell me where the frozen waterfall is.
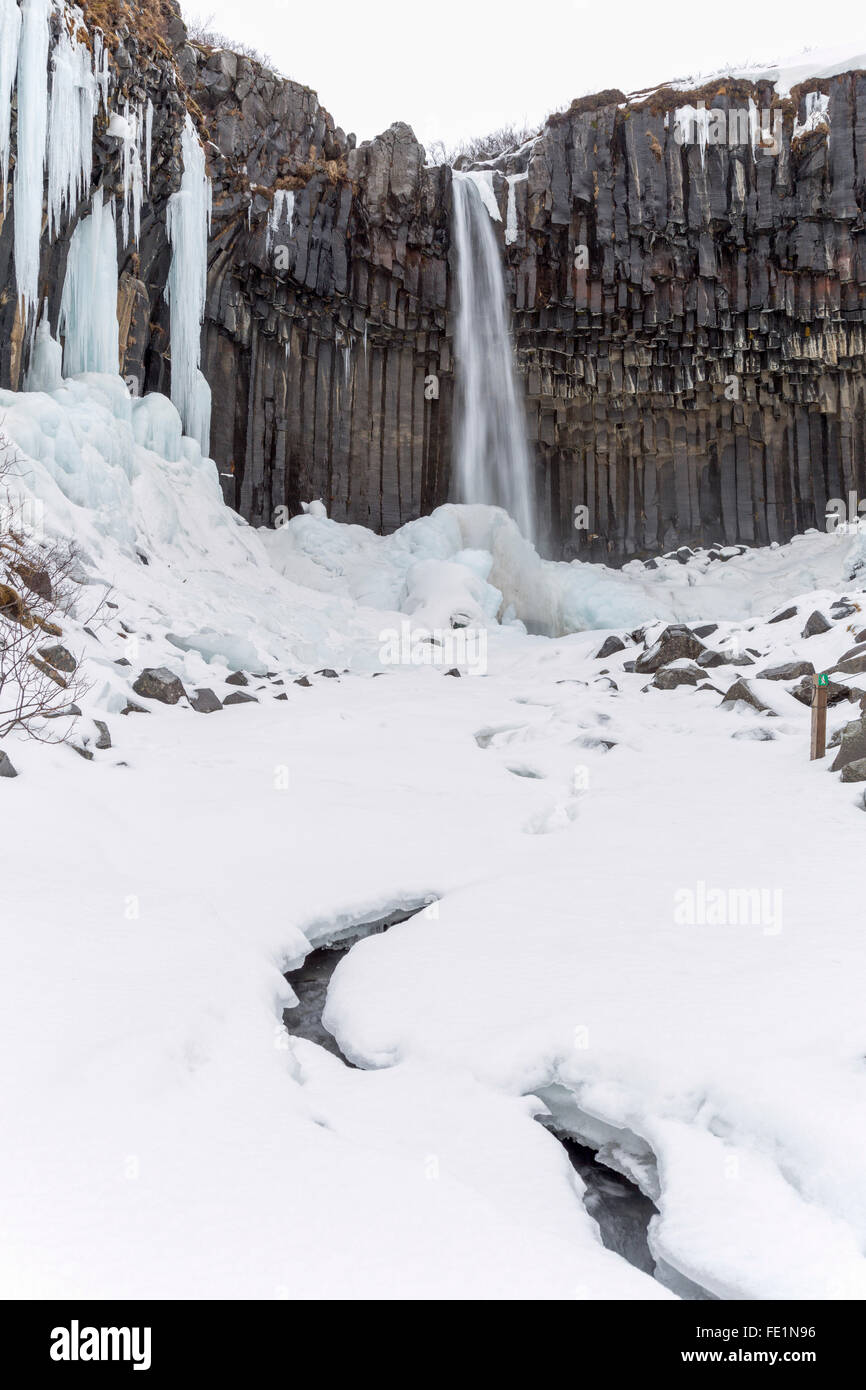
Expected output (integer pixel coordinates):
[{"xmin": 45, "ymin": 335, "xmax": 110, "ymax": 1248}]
[
  {"xmin": 12, "ymin": 0, "xmax": 51, "ymax": 316},
  {"xmin": 166, "ymin": 114, "xmax": 212, "ymax": 456},
  {"xmin": 451, "ymin": 171, "xmax": 535, "ymax": 543},
  {"xmin": 58, "ymin": 187, "xmax": 119, "ymax": 376}
]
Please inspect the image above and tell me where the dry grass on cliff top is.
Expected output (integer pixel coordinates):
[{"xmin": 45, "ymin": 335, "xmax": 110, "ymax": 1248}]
[{"xmin": 79, "ymin": 0, "xmax": 178, "ymax": 53}]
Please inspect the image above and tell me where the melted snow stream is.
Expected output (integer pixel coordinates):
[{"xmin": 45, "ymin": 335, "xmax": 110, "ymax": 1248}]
[{"xmin": 282, "ymin": 911, "xmax": 687, "ymax": 1290}]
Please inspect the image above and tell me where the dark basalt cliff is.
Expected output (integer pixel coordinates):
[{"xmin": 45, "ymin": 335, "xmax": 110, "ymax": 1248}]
[{"xmin": 2, "ymin": 1, "xmax": 866, "ymax": 560}]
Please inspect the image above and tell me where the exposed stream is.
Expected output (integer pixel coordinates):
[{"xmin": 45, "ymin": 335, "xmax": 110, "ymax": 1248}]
[{"xmin": 282, "ymin": 914, "xmax": 675, "ymax": 1285}]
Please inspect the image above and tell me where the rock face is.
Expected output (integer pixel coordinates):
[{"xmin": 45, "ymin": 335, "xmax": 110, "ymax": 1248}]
[{"xmin": 3, "ymin": 6, "xmax": 866, "ymax": 559}]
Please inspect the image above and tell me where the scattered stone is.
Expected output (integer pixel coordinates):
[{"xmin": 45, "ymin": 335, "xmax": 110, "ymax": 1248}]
[
  {"xmin": 593, "ymin": 675, "xmax": 618, "ymax": 690},
  {"xmin": 634, "ymin": 625, "xmax": 705, "ymax": 674},
  {"xmin": 93, "ymin": 720, "xmax": 111, "ymax": 750},
  {"xmin": 275, "ymin": 692, "xmax": 288, "ymax": 701},
  {"xmin": 830, "ymin": 644, "xmax": 866, "ymax": 676},
  {"xmin": 840, "ymin": 758, "xmax": 866, "ymax": 783},
  {"xmin": 693, "ymin": 623, "xmax": 718, "ymax": 638},
  {"xmin": 802, "ymin": 611, "xmax": 832, "ymax": 638},
  {"xmin": 121, "ymin": 701, "xmax": 149, "ymax": 716},
  {"xmin": 38, "ymin": 643, "xmax": 76, "ymax": 674},
  {"xmin": 223, "ymin": 691, "xmax": 258, "ymax": 705},
  {"xmin": 225, "ymin": 671, "xmax": 248, "ymax": 686},
  {"xmin": 190, "ymin": 688, "xmax": 222, "ymax": 714},
  {"xmin": 721, "ymin": 680, "xmax": 773, "ymax": 714},
  {"xmin": 115, "ymin": 657, "xmax": 132, "ymax": 667},
  {"xmin": 72, "ymin": 744, "xmax": 94, "ymax": 761},
  {"xmin": 756, "ymin": 660, "xmax": 815, "ymax": 681},
  {"xmin": 651, "ymin": 663, "xmax": 704, "ymax": 689},
  {"xmin": 444, "ymin": 668, "xmax": 461, "ymax": 677},
  {"xmin": 315, "ymin": 668, "xmax": 339, "ymax": 678},
  {"xmin": 83, "ymin": 626, "xmax": 99, "ymax": 641},
  {"xmin": 0, "ymin": 750, "xmax": 18, "ymax": 778},
  {"xmin": 768, "ymin": 606, "xmax": 798, "ymax": 624},
  {"xmin": 294, "ymin": 676, "xmax": 312, "ymax": 687},
  {"xmin": 696, "ymin": 649, "xmax": 736, "ymax": 668},
  {"xmin": 675, "ymin": 547, "xmax": 693, "ymax": 564},
  {"xmin": 698, "ymin": 682, "xmax": 723, "ymax": 694},
  {"xmin": 828, "ymin": 717, "xmax": 863, "ymax": 749},
  {"xmin": 595, "ymin": 635, "xmax": 626, "ymax": 659},
  {"xmin": 830, "ymin": 600, "xmax": 858, "ymax": 618},
  {"xmin": 12, "ymin": 561, "xmax": 52, "ymax": 601},
  {"xmin": 132, "ymin": 667, "xmax": 186, "ymax": 704},
  {"xmin": 622, "ymin": 660, "xmax": 636, "ymax": 673}
]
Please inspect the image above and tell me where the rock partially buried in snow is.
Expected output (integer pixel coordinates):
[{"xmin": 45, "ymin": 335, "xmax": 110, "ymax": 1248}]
[
  {"xmin": 190, "ymin": 688, "xmax": 222, "ymax": 713},
  {"xmin": 756, "ymin": 661, "xmax": 815, "ymax": 681},
  {"xmin": 224, "ymin": 671, "xmax": 248, "ymax": 687},
  {"xmin": 721, "ymin": 680, "xmax": 773, "ymax": 714},
  {"xmin": 768, "ymin": 606, "xmax": 798, "ymax": 624},
  {"xmin": 294, "ymin": 676, "xmax": 312, "ymax": 688},
  {"xmin": 133, "ymin": 668, "xmax": 187, "ymax": 705},
  {"xmin": 595, "ymin": 635, "xmax": 626, "ymax": 659},
  {"xmin": 315, "ymin": 668, "xmax": 339, "ymax": 679},
  {"xmin": 37, "ymin": 643, "xmax": 77, "ymax": 674},
  {"xmin": 651, "ymin": 663, "xmax": 704, "ymax": 689},
  {"xmin": 840, "ymin": 758, "xmax": 866, "ymax": 783},
  {"xmin": 94, "ymin": 721, "xmax": 111, "ymax": 750},
  {"xmin": 634, "ymin": 625, "xmax": 705, "ymax": 674},
  {"xmin": 830, "ymin": 715, "xmax": 866, "ymax": 773},
  {"xmin": 0, "ymin": 750, "xmax": 18, "ymax": 778},
  {"xmin": 790, "ymin": 676, "xmax": 859, "ymax": 708},
  {"xmin": 223, "ymin": 691, "xmax": 258, "ymax": 705},
  {"xmin": 802, "ymin": 611, "xmax": 832, "ymax": 638}
]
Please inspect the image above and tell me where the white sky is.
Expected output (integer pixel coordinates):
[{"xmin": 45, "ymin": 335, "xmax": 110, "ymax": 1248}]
[{"xmin": 183, "ymin": 0, "xmax": 866, "ymax": 150}]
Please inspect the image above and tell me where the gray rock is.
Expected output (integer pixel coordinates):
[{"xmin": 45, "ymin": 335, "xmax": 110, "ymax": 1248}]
[
  {"xmin": 225, "ymin": 671, "xmax": 249, "ymax": 686},
  {"xmin": 756, "ymin": 660, "xmax": 815, "ymax": 681},
  {"xmin": 94, "ymin": 720, "xmax": 111, "ymax": 750},
  {"xmin": 315, "ymin": 668, "xmax": 339, "ymax": 678},
  {"xmin": 121, "ymin": 701, "xmax": 149, "ymax": 716},
  {"xmin": 831, "ymin": 715, "xmax": 866, "ymax": 772},
  {"xmin": 790, "ymin": 676, "xmax": 857, "ymax": 708},
  {"xmin": 190, "ymin": 688, "xmax": 223, "ymax": 713},
  {"xmin": 294, "ymin": 676, "xmax": 312, "ymax": 687},
  {"xmin": 697, "ymin": 649, "xmax": 736, "ymax": 668},
  {"xmin": 596, "ymin": 635, "xmax": 626, "ymax": 658},
  {"xmin": 0, "ymin": 750, "xmax": 18, "ymax": 778},
  {"xmin": 634, "ymin": 625, "xmax": 705, "ymax": 674},
  {"xmin": 223, "ymin": 691, "xmax": 258, "ymax": 705},
  {"xmin": 37, "ymin": 643, "xmax": 76, "ymax": 673},
  {"xmin": 802, "ymin": 611, "xmax": 832, "ymax": 638},
  {"xmin": 694, "ymin": 624, "xmax": 718, "ymax": 638},
  {"xmin": 132, "ymin": 667, "xmax": 186, "ymax": 704},
  {"xmin": 651, "ymin": 663, "xmax": 704, "ymax": 689},
  {"xmin": 768, "ymin": 606, "xmax": 798, "ymax": 624},
  {"xmin": 44, "ymin": 703, "xmax": 82, "ymax": 719},
  {"xmin": 721, "ymin": 680, "xmax": 772, "ymax": 713},
  {"xmin": 72, "ymin": 744, "xmax": 94, "ymax": 761},
  {"xmin": 840, "ymin": 758, "xmax": 866, "ymax": 782}
]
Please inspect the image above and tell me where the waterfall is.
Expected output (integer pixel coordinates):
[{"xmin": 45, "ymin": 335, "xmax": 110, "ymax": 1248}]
[
  {"xmin": 451, "ymin": 171, "xmax": 535, "ymax": 543},
  {"xmin": 165, "ymin": 113, "xmax": 212, "ymax": 456}
]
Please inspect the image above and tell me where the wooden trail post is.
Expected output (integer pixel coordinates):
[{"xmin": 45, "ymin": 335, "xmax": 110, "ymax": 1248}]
[{"xmin": 811, "ymin": 673, "xmax": 828, "ymax": 760}]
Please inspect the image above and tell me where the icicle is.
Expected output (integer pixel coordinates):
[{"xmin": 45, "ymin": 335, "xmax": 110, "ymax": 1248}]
[
  {"xmin": 165, "ymin": 114, "xmax": 212, "ymax": 453},
  {"xmin": 13, "ymin": 0, "xmax": 51, "ymax": 316},
  {"xmin": 92, "ymin": 28, "xmax": 109, "ymax": 112},
  {"xmin": 24, "ymin": 299, "xmax": 63, "ymax": 391},
  {"xmin": 0, "ymin": 0, "xmax": 22, "ymax": 213},
  {"xmin": 118, "ymin": 99, "xmax": 143, "ymax": 246},
  {"xmin": 58, "ymin": 186, "xmax": 119, "ymax": 375},
  {"xmin": 47, "ymin": 17, "xmax": 98, "ymax": 241},
  {"xmin": 266, "ymin": 187, "xmax": 294, "ymax": 255},
  {"xmin": 144, "ymin": 98, "xmax": 153, "ymax": 191}
]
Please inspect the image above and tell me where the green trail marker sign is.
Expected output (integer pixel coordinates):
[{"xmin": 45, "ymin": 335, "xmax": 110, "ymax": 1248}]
[{"xmin": 811, "ymin": 674, "xmax": 829, "ymax": 759}]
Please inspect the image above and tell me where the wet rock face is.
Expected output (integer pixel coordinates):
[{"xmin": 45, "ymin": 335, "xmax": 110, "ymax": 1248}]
[{"xmin": 4, "ymin": 11, "xmax": 866, "ymax": 560}]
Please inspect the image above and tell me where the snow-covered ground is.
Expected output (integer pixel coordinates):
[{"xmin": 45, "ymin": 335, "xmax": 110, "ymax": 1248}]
[{"xmin": 2, "ymin": 376, "xmax": 866, "ymax": 1299}]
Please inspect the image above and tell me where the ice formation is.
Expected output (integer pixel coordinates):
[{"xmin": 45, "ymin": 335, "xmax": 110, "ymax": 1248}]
[
  {"xmin": 0, "ymin": 0, "xmax": 21, "ymax": 212},
  {"xmin": 118, "ymin": 100, "xmax": 143, "ymax": 247},
  {"xmin": 266, "ymin": 187, "xmax": 294, "ymax": 255},
  {"xmin": 13, "ymin": 0, "xmax": 51, "ymax": 315},
  {"xmin": 504, "ymin": 172, "xmax": 525, "ymax": 246},
  {"xmin": 58, "ymin": 187, "xmax": 119, "ymax": 376},
  {"xmin": 451, "ymin": 173, "xmax": 536, "ymax": 544},
  {"xmin": 47, "ymin": 17, "xmax": 98, "ymax": 241},
  {"xmin": 166, "ymin": 114, "xmax": 213, "ymax": 455},
  {"xmin": 24, "ymin": 301, "xmax": 63, "ymax": 391}
]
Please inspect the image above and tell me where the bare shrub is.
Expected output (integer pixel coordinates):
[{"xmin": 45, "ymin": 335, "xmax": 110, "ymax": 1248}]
[
  {"xmin": 427, "ymin": 122, "xmax": 541, "ymax": 169},
  {"xmin": 0, "ymin": 433, "xmax": 95, "ymax": 741},
  {"xmin": 184, "ymin": 10, "xmax": 279, "ymax": 73}
]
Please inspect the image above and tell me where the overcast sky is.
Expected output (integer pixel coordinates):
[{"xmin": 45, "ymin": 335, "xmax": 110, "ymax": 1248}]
[{"xmin": 183, "ymin": 0, "xmax": 866, "ymax": 151}]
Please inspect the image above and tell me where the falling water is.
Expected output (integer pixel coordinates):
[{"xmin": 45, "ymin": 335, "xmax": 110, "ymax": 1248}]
[{"xmin": 451, "ymin": 171, "xmax": 535, "ymax": 542}]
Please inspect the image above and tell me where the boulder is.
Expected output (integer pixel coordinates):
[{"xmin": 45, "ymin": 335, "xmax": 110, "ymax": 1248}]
[
  {"xmin": 720, "ymin": 680, "xmax": 772, "ymax": 713},
  {"xmin": 0, "ymin": 750, "xmax": 18, "ymax": 778},
  {"xmin": 225, "ymin": 671, "xmax": 248, "ymax": 686},
  {"xmin": 768, "ymin": 606, "xmax": 798, "ymax": 624},
  {"xmin": 596, "ymin": 635, "xmax": 626, "ymax": 659},
  {"xmin": 830, "ymin": 715, "xmax": 866, "ymax": 772},
  {"xmin": 756, "ymin": 660, "xmax": 815, "ymax": 681},
  {"xmin": 790, "ymin": 676, "xmax": 858, "ymax": 708},
  {"xmin": 694, "ymin": 623, "xmax": 718, "ymax": 638},
  {"xmin": 651, "ymin": 663, "xmax": 704, "ymax": 689},
  {"xmin": 38, "ymin": 643, "xmax": 76, "ymax": 674},
  {"xmin": 294, "ymin": 676, "xmax": 312, "ymax": 687},
  {"xmin": 802, "ymin": 611, "xmax": 832, "ymax": 638},
  {"xmin": 634, "ymin": 625, "xmax": 705, "ymax": 674},
  {"xmin": 133, "ymin": 667, "xmax": 186, "ymax": 704},
  {"xmin": 190, "ymin": 688, "xmax": 222, "ymax": 713},
  {"xmin": 315, "ymin": 668, "xmax": 339, "ymax": 678},
  {"xmin": 223, "ymin": 691, "xmax": 258, "ymax": 705},
  {"xmin": 840, "ymin": 758, "xmax": 866, "ymax": 783},
  {"xmin": 93, "ymin": 720, "xmax": 111, "ymax": 750}
]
